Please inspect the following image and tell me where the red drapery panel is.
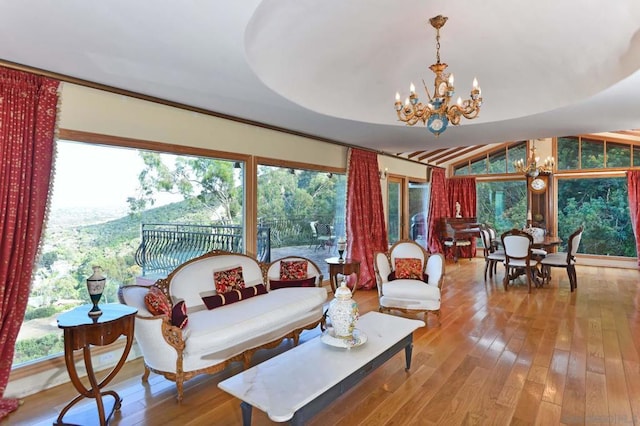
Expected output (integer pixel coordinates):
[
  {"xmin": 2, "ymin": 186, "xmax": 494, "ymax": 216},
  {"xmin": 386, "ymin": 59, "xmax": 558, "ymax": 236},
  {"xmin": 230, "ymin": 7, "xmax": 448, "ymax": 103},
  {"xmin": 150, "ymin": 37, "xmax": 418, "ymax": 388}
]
[
  {"xmin": 0, "ymin": 67, "xmax": 59, "ymax": 419},
  {"xmin": 346, "ymin": 149, "xmax": 388, "ymax": 290},
  {"xmin": 427, "ymin": 168, "xmax": 449, "ymax": 254},
  {"xmin": 446, "ymin": 177, "xmax": 477, "ymax": 258},
  {"xmin": 627, "ymin": 170, "xmax": 640, "ymax": 267}
]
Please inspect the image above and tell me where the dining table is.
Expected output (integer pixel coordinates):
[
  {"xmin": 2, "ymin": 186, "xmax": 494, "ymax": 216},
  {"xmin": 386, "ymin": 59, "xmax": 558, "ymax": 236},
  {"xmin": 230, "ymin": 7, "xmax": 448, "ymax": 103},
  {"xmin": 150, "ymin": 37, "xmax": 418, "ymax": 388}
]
[{"xmin": 531, "ymin": 235, "xmax": 562, "ymax": 285}]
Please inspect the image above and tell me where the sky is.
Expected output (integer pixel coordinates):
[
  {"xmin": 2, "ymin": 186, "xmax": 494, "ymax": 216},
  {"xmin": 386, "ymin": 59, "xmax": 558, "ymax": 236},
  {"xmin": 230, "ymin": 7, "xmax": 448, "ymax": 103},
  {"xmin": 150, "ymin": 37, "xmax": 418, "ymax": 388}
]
[{"xmin": 50, "ymin": 141, "xmax": 181, "ymax": 209}]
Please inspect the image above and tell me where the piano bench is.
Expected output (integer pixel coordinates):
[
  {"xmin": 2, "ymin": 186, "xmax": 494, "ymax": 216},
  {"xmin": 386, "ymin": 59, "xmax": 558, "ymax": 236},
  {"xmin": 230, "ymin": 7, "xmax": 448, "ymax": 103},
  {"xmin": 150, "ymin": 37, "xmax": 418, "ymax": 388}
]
[{"xmin": 443, "ymin": 239, "xmax": 472, "ymax": 262}]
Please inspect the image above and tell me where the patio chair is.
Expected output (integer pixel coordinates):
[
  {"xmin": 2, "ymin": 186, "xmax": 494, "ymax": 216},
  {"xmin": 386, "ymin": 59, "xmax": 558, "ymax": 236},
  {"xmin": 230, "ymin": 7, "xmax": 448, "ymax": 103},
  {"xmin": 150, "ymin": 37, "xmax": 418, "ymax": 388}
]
[{"xmin": 314, "ymin": 222, "xmax": 335, "ymax": 251}]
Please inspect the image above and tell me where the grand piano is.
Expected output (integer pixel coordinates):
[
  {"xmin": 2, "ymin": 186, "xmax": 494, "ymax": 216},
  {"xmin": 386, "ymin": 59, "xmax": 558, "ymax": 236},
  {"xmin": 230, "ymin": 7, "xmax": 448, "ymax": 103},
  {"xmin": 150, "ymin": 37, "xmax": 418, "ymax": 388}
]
[{"xmin": 438, "ymin": 217, "xmax": 482, "ymax": 262}]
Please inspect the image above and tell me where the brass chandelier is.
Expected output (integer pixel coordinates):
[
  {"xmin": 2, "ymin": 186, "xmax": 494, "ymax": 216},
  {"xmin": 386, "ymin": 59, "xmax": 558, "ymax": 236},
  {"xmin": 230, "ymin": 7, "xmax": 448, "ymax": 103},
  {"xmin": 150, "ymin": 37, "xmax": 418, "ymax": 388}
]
[
  {"xmin": 514, "ymin": 141, "xmax": 555, "ymax": 177},
  {"xmin": 394, "ymin": 15, "xmax": 482, "ymax": 136}
]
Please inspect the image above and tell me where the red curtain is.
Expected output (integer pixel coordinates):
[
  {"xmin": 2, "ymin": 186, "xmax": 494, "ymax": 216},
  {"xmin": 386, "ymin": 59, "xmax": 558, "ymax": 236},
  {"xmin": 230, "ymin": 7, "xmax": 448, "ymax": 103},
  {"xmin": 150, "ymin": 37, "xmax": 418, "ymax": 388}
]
[
  {"xmin": 427, "ymin": 168, "xmax": 449, "ymax": 253},
  {"xmin": 627, "ymin": 170, "xmax": 640, "ymax": 267},
  {"xmin": 447, "ymin": 177, "xmax": 477, "ymax": 258},
  {"xmin": 346, "ymin": 149, "xmax": 388, "ymax": 290},
  {"xmin": 0, "ymin": 67, "xmax": 59, "ymax": 419}
]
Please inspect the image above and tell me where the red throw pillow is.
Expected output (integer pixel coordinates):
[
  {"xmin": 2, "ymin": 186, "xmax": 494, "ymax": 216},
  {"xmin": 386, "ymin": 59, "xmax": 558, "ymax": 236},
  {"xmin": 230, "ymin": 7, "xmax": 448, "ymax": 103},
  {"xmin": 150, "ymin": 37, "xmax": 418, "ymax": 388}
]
[
  {"xmin": 202, "ymin": 284, "xmax": 267, "ymax": 310},
  {"xmin": 171, "ymin": 300, "xmax": 189, "ymax": 329},
  {"xmin": 280, "ymin": 260, "xmax": 308, "ymax": 280},
  {"xmin": 394, "ymin": 258, "xmax": 423, "ymax": 280},
  {"xmin": 388, "ymin": 271, "xmax": 429, "ymax": 283},
  {"xmin": 270, "ymin": 276, "xmax": 316, "ymax": 290},
  {"xmin": 144, "ymin": 286, "xmax": 171, "ymax": 316},
  {"xmin": 213, "ymin": 266, "xmax": 246, "ymax": 293}
]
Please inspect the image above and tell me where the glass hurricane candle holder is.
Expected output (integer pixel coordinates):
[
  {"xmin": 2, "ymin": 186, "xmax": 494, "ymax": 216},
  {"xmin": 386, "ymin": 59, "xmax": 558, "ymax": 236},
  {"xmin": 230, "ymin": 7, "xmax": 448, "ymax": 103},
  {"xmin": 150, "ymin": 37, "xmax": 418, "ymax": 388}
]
[{"xmin": 86, "ymin": 266, "xmax": 106, "ymax": 317}]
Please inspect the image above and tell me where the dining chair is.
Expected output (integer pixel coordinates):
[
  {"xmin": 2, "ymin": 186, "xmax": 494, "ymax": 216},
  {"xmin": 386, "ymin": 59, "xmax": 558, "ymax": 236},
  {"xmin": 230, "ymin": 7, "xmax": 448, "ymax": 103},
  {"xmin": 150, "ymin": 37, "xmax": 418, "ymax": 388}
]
[
  {"xmin": 480, "ymin": 227, "xmax": 504, "ymax": 280},
  {"xmin": 487, "ymin": 225, "xmax": 500, "ymax": 252},
  {"xmin": 539, "ymin": 226, "xmax": 583, "ymax": 292},
  {"xmin": 501, "ymin": 229, "xmax": 535, "ymax": 293}
]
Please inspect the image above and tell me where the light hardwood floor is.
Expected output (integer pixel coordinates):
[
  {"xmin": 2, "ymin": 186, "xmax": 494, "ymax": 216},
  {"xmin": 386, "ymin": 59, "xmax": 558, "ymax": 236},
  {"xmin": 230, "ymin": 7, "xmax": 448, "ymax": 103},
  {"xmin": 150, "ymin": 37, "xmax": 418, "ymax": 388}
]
[{"xmin": 5, "ymin": 258, "xmax": 640, "ymax": 426}]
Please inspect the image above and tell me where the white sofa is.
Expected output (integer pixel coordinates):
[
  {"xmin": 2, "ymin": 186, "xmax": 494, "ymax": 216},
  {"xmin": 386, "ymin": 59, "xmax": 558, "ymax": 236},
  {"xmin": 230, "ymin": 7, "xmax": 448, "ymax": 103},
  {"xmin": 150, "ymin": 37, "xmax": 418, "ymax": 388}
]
[{"xmin": 118, "ymin": 251, "xmax": 327, "ymax": 402}]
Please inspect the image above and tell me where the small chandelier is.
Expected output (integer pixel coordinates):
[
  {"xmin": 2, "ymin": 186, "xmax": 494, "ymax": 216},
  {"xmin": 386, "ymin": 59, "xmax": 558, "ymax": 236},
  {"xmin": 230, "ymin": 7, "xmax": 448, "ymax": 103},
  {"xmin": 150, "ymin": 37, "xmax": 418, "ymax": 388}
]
[
  {"xmin": 514, "ymin": 141, "xmax": 555, "ymax": 177},
  {"xmin": 394, "ymin": 15, "xmax": 482, "ymax": 136}
]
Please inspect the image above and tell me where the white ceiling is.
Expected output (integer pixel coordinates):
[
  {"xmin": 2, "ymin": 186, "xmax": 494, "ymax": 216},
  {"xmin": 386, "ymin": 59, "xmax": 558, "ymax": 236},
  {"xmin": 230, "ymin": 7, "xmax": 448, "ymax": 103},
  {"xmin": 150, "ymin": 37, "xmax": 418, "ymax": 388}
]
[{"xmin": 2, "ymin": 1, "xmax": 640, "ymax": 157}]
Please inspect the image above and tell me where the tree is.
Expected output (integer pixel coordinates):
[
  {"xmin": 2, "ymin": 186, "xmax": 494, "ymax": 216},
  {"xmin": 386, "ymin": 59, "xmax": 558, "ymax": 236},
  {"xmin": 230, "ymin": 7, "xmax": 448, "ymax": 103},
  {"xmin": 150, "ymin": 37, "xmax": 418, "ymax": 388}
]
[
  {"xmin": 128, "ymin": 152, "xmax": 241, "ymax": 222},
  {"xmin": 558, "ymin": 177, "xmax": 635, "ymax": 256},
  {"xmin": 257, "ymin": 167, "xmax": 339, "ymax": 220}
]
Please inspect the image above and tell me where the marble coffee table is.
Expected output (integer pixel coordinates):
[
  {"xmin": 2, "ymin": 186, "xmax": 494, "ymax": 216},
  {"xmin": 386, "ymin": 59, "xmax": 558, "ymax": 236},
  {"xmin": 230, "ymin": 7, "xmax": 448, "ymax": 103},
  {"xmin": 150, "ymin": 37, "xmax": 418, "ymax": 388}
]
[{"xmin": 218, "ymin": 311, "xmax": 425, "ymax": 425}]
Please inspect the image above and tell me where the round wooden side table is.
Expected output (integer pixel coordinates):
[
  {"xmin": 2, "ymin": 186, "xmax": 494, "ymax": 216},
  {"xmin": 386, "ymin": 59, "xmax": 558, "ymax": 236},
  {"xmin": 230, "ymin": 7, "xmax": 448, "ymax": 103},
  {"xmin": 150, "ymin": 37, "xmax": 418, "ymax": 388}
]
[
  {"xmin": 55, "ymin": 303, "xmax": 137, "ymax": 426},
  {"xmin": 325, "ymin": 257, "xmax": 361, "ymax": 294}
]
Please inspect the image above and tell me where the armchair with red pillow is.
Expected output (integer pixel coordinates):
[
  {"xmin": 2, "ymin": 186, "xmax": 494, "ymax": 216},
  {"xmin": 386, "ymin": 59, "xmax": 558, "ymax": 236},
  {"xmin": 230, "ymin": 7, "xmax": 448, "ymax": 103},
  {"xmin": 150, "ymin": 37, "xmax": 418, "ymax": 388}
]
[
  {"xmin": 266, "ymin": 256, "xmax": 324, "ymax": 291},
  {"xmin": 373, "ymin": 240, "xmax": 445, "ymax": 323}
]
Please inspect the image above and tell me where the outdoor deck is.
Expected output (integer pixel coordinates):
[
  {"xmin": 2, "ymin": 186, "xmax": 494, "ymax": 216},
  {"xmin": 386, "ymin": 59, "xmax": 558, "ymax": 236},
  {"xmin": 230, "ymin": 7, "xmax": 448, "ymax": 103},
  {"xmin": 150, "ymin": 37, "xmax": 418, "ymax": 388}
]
[{"xmin": 271, "ymin": 243, "xmax": 339, "ymax": 277}]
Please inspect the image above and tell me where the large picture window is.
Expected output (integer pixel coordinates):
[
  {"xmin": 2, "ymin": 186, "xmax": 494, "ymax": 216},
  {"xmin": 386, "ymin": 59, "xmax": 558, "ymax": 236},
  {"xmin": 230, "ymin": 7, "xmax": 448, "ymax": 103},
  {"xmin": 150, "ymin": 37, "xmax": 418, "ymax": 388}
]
[
  {"xmin": 557, "ymin": 177, "xmax": 635, "ymax": 256},
  {"xmin": 257, "ymin": 164, "xmax": 346, "ymax": 277},
  {"xmin": 477, "ymin": 180, "xmax": 527, "ymax": 236},
  {"xmin": 15, "ymin": 140, "xmax": 246, "ymax": 367}
]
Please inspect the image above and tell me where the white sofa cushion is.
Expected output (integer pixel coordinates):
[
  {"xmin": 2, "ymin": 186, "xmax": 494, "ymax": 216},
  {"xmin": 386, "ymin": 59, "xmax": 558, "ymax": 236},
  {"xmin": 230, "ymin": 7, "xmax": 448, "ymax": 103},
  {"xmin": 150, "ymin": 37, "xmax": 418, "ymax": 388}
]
[
  {"xmin": 380, "ymin": 277, "xmax": 441, "ymax": 311},
  {"xmin": 184, "ymin": 287, "xmax": 327, "ymax": 357}
]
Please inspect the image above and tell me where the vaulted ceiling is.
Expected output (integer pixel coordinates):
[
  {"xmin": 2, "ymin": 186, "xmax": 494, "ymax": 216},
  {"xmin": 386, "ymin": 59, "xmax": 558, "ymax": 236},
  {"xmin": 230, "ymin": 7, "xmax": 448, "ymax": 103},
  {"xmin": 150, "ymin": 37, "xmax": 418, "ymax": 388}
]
[{"xmin": 2, "ymin": 1, "xmax": 640, "ymax": 163}]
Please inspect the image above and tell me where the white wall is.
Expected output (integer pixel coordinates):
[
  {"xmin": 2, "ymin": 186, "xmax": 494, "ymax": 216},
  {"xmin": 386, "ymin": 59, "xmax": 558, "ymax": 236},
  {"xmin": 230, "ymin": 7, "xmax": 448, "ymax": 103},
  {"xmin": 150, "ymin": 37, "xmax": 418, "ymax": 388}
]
[{"xmin": 59, "ymin": 83, "xmax": 348, "ymax": 166}]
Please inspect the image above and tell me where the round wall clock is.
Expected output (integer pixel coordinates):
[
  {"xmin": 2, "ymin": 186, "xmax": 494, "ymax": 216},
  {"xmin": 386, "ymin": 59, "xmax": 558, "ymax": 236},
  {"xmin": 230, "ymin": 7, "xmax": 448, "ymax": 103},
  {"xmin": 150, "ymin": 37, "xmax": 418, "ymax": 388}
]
[{"xmin": 530, "ymin": 177, "xmax": 546, "ymax": 192}]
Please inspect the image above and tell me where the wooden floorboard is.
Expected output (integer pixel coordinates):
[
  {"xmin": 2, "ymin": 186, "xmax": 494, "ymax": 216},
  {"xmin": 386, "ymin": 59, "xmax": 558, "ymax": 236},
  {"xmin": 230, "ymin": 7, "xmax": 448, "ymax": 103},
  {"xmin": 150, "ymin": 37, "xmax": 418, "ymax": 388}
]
[{"xmin": 5, "ymin": 258, "xmax": 640, "ymax": 426}]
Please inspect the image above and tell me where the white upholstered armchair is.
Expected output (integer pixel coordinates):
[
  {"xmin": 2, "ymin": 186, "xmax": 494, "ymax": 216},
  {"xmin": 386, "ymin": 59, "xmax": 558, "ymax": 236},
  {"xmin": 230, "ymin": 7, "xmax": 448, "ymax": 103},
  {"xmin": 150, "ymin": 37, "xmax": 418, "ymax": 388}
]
[{"xmin": 373, "ymin": 240, "xmax": 445, "ymax": 322}]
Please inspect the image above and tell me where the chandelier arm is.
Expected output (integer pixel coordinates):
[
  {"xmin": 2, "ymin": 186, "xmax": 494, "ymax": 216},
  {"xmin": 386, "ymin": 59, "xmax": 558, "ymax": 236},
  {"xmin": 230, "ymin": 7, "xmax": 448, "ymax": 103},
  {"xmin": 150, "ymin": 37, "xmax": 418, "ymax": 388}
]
[
  {"xmin": 460, "ymin": 108, "xmax": 481, "ymax": 120},
  {"xmin": 421, "ymin": 79, "xmax": 433, "ymax": 102}
]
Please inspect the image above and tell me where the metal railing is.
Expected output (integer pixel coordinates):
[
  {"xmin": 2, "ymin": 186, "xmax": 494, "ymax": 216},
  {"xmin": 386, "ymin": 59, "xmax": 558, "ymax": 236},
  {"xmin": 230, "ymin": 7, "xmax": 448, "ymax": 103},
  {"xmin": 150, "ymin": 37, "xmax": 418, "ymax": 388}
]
[
  {"xmin": 258, "ymin": 215, "xmax": 344, "ymax": 247},
  {"xmin": 135, "ymin": 223, "xmax": 271, "ymax": 276}
]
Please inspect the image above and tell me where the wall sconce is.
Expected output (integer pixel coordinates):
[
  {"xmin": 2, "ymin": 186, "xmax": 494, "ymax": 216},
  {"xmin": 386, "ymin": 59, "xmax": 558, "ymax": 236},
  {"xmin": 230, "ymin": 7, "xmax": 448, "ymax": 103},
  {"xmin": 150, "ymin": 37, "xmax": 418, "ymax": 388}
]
[
  {"xmin": 379, "ymin": 168, "xmax": 388, "ymax": 180},
  {"xmin": 233, "ymin": 162, "xmax": 242, "ymax": 169}
]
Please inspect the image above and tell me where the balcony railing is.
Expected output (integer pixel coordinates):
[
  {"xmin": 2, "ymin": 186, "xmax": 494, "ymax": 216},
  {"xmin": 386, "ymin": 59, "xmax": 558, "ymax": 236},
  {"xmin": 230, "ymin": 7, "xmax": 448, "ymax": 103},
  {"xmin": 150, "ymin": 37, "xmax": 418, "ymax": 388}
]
[
  {"xmin": 258, "ymin": 215, "xmax": 344, "ymax": 247},
  {"xmin": 135, "ymin": 223, "xmax": 271, "ymax": 276}
]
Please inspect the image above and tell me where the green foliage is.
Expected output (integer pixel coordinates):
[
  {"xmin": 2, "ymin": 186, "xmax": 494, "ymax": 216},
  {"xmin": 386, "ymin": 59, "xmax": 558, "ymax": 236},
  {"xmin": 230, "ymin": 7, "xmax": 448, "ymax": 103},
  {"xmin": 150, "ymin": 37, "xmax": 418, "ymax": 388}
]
[
  {"xmin": 557, "ymin": 137, "xmax": 579, "ymax": 170},
  {"xmin": 24, "ymin": 306, "xmax": 57, "ymax": 321},
  {"xmin": 129, "ymin": 153, "xmax": 241, "ymax": 222},
  {"xmin": 477, "ymin": 181, "xmax": 527, "ymax": 235},
  {"xmin": 558, "ymin": 177, "xmax": 635, "ymax": 256},
  {"xmin": 257, "ymin": 167, "xmax": 342, "ymax": 221},
  {"xmin": 13, "ymin": 333, "xmax": 65, "ymax": 365},
  {"xmin": 581, "ymin": 139, "xmax": 605, "ymax": 169}
]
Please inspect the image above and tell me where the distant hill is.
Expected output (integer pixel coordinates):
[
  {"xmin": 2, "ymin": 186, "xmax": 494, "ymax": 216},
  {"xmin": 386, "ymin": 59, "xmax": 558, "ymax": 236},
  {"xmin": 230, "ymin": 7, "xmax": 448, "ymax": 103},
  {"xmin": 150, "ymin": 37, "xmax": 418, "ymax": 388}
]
[{"xmin": 78, "ymin": 199, "xmax": 216, "ymax": 245}]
